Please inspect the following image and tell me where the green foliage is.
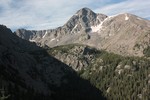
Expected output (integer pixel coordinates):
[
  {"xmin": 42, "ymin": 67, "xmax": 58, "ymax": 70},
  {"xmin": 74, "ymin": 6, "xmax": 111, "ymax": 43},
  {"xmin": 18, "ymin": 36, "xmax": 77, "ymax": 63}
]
[
  {"xmin": 80, "ymin": 51, "xmax": 150, "ymax": 100},
  {"xmin": 134, "ymin": 43, "xmax": 141, "ymax": 49},
  {"xmin": 51, "ymin": 44, "xmax": 150, "ymax": 100},
  {"xmin": 48, "ymin": 43, "xmax": 83, "ymax": 54},
  {"xmin": 0, "ymin": 88, "xmax": 10, "ymax": 100},
  {"xmin": 48, "ymin": 44, "xmax": 150, "ymax": 99},
  {"xmin": 143, "ymin": 46, "xmax": 150, "ymax": 57}
]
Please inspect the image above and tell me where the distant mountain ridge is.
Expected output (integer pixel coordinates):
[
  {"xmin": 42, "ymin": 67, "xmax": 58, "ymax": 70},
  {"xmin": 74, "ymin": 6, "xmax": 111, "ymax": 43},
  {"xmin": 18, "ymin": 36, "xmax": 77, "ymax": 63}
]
[
  {"xmin": 15, "ymin": 7, "xmax": 150, "ymax": 57},
  {"xmin": 15, "ymin": 8, "xmax": 107, "ymax": 46}
]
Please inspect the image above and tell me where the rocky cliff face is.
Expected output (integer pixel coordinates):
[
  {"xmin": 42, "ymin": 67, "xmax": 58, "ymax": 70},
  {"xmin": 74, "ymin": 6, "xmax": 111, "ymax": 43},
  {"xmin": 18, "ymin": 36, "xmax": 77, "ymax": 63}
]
[{"xmin": 48, "ymin": 44, "xmax": 95, "ymax": 71}]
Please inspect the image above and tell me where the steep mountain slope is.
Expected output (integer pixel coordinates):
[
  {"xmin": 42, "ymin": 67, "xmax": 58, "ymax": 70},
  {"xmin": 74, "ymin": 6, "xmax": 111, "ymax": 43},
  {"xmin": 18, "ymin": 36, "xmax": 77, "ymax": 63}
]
[
  {"xmin": 15, "ymin": 8, "xmax": 107, "ymax": 47},
  {"xmin": 85, "ymin": 13, "xmax": 150, "ymax": 56},
  {"xmin": 0, "ymin": 25, "xmax": 61, "ymax": 94},
  {"xmin": 0, "ymin": 25, "xmax": 105, "ymax": 100},
  {"xmin": 15, "ymin": 8, "xmax": 150, "ymax": 57},
  {"xmin": 48, "ymin": 44, "xmax": 150, "ymax": 100}
]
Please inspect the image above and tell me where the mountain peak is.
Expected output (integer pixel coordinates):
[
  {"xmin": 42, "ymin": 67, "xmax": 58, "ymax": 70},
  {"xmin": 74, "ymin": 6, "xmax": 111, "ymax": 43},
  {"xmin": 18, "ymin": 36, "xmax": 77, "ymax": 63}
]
[
  {"xmin": 76, "ymin": 7, "xmax": 95, "ymax": 16},
  {"xmin": 78, "ymin": 7, "xmax": 92, "ymax": 11},
  {"xmin": 0, "ymin": 24, "xmax": 12, "ymax": 34},
  {"xmin": 0, "ymin": 24, "xmax": 8, "ymax": 30}
]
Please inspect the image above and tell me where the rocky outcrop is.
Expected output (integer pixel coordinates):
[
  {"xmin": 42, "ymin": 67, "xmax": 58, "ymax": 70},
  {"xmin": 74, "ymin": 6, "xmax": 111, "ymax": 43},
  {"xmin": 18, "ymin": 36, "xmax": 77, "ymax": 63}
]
[{"xmin": 48, "ymin": 44, "xmax": 99, "ymax": 71}]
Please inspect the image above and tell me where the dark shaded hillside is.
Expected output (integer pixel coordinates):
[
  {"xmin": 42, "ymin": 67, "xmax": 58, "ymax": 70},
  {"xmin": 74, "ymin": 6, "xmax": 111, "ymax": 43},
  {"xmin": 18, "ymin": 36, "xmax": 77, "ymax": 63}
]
[{"xmin": 0, "ymin": 25, "xmax": 105, "ymax": 100}]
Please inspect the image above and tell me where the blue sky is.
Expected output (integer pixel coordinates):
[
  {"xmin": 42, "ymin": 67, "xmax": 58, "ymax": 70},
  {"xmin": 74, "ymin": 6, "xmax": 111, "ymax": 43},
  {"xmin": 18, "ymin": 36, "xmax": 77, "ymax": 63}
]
[{"xmin": 0, "ymin": 0, "xmax": 150, "ymax": 31}]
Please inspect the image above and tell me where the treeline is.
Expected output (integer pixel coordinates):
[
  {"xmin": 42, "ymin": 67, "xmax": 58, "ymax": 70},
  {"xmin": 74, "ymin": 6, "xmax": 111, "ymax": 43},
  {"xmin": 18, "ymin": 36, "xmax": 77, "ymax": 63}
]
[{"xmin": 78, "ymin": 51, "xmax": 150, "ymax": 100}]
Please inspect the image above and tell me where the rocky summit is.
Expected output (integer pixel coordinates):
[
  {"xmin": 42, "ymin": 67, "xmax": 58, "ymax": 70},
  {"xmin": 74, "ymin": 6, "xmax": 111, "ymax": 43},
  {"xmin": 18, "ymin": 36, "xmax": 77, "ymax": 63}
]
[{"xmin": 15, "ymin": 8, "xmax": 150, "ymax": 57}]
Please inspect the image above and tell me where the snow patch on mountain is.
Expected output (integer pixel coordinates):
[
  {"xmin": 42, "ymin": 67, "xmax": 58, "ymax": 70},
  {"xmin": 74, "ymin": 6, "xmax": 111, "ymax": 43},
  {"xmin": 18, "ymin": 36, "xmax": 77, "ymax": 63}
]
[
  {"xmin": 137, "ymin": 17, "xmax": 143, "ymax": 20},
  {"xmin": 71, "ymin": 25, "xmax": 78, "ymax": 33},
  {"xmin": 50, "ymin": 38, "xmax": 56, "ymax": 42},
  {"xmin": 29, "ymin": 39, "xmax": 36, "ymax": 42},
  {"xmin": 125, "ymin": 14, "xmax": 129, "ymax": 20},
  {"xmin": 74, "ymin": 14, "xmax": 78, "ymax": 16},
  {"xmin": 91, "ymin": 15, "xmax": 116, "ymax": 33},
  {"xmin": 42, "ymin": 31, "xmax": 47, "ymax": 38},
  {"xmin": 97, "ymin": 16, "xmax": 102, "ymax": 22},
  {"xmin": 57, "ymin": 39, "xmax": 59, "ymax": 42},
  {"xmin": 91, "ymin": 23, "xmax": 103, "ymax": 32}
]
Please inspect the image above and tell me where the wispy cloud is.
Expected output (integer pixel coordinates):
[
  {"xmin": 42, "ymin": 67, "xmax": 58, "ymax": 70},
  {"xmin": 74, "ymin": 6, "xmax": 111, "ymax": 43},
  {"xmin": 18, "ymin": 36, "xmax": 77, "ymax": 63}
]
[
  {"xmin": 0, "ymin": 0, "xmax": 149, "ymax": 31},
  {"xmin": 0, "ymin": 0, "xmax": 97, "ymax": 30},
  {"xmin": 94, "ymin": 0, "xmax": 150, "ymax": 19}
]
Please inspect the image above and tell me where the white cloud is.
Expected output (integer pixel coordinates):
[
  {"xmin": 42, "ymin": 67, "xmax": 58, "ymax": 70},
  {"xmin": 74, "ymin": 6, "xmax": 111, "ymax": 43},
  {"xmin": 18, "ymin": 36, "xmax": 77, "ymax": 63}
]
[
  {"xmin": 94, "ymin": 0, "xmax": 150, "ymax": 19},
  {"xmin": 0, "ymin": 0, "xmax": 150, "ymax": 31},
  {"xmin": 0, "ymin": 0, "xmax": 98, "ymax": 30}
]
